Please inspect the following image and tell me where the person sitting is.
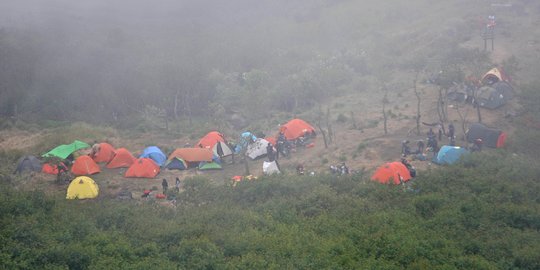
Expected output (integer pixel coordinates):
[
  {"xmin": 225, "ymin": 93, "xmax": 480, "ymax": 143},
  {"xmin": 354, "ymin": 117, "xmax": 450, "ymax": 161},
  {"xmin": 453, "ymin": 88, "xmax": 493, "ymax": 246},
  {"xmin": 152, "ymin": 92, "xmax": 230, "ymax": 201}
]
[
  {"xmin": 401, "ymin": 158, "xmax": 416, "ymax": 178},
  {"xmin": 401, "ymin": 140, "xmax": 412, "ymax": 157},
  {"xmin": 296, "ymin": 164, "xmax": 305, "ymax": 175},
  {"xmin": 471, "ymin": 139, "xmax": 483, "ymax": 152},
  {"xmin": 339, "ymin": 162, "xmax": 349, "ymax": 175}
]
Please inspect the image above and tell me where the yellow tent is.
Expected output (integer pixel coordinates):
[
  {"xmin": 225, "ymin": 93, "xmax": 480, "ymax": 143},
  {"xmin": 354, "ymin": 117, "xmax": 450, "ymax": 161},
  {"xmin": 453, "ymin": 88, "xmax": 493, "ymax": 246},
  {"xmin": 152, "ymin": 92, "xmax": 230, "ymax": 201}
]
[{"xmin": 66, "ymin": 176, "xmax": 99, "ymax": 199}]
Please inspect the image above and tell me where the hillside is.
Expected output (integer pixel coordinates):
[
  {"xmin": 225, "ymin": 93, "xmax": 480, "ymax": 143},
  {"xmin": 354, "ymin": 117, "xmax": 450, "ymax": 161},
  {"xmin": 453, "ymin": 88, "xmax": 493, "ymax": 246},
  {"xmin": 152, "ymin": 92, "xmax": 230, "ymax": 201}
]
[{"xmin": 2, "ymin": 0, "xmax": 540, "ymax": 269}]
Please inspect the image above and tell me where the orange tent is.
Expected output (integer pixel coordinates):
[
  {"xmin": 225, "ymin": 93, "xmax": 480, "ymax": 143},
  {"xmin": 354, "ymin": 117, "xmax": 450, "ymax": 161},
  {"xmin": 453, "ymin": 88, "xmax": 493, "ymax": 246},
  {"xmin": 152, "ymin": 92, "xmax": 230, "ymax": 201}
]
[
  {"xmin": 71, "ymin": 155, "xmax": 101, "ymax": 176},
  {"xmin": 42, "ymin": 162, "xmax": 67, "ymax": 175},
  {"xmin": 279, "ymin": 118, "xmax": 316, "ymax": 140},
  {"xmin": 168, "ymin": 148, "xmax": 213, "ymax": 165},
  {"xmin": 125, "ymin": 158, "xmax": 160, "ymax": 178},
  {"xmin": 196, "ymin": 131, "xmax": 226, "ymax": 148},
  {"xmin": 106, "ymin": 148, "xmax": 136, "ymax": 169},
  {"xmin": 92, "ymin": 142, "xmax": 116, "ymax": 163},
  {"xmin": 481, "ymin": 67, "xmax": 510, "ymax": 85},
  {"xmin": 371, "ymin": 162, "xmax": 412, "ymax": 185}
]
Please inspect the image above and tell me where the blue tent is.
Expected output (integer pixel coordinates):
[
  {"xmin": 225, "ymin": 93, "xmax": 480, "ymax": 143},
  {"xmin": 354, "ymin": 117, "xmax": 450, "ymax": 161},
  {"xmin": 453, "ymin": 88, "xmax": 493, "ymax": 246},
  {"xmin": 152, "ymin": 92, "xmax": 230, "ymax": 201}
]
[
  {"xmin": 165, "ymin": 157, "xmax": 187, "ymax": 170},
  {"xmin": 433, "ymin": 146, "xmax": 469, "ymax": 165},
  {"xmin": 139, "ymin": 146, "xmax": 166, "ymax": 166}
]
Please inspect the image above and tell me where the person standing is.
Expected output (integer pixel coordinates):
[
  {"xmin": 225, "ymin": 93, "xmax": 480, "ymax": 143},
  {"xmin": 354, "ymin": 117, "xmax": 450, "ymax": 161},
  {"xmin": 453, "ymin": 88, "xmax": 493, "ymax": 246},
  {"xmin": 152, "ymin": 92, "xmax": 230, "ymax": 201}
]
[
  {"xmin": 448, "ymin": 123, "xmax": 455, "ymax": 141},
  {"xmin": 162, "ymin": 178, "xmax": 169, "ymax": 194},
  {"xmin": 266, "ymin": 143, "xmax": 275, "ymax": 162},
  {"xmin": 175, "ymin": 177, "xmax": 181, "ymax": 192}
]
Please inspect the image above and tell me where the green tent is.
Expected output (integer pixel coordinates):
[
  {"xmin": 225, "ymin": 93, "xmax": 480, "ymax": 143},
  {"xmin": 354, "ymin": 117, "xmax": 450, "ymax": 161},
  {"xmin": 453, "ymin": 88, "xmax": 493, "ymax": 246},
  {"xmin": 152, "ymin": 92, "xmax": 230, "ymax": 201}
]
[
  {"xmin": 43, "ymin": 140, "xmax": 90, "ymax": 159},
  {"xmin": 198, "ymin": 162, "xmax": 222, "ymax": 170}
]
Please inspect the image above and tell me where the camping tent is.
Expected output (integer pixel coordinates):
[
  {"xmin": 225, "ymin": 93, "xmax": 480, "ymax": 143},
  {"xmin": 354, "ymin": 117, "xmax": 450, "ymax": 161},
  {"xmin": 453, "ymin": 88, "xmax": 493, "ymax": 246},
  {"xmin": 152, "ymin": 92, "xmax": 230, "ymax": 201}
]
[
  {"xmin": 125, "ymin": 158, "xmax": 160, "ymax": 178},
  {"xmin": 434, "ymin": 146, "xmax": 469, "ymax": 165},
  {"xmin": 71, "ymin": 155, "xmax": 101, "ymax": 175},
  {"xmin": 92, "ymin": 143, "xmax": 116, "ymax": 163},
  {"xmin": 168, "ymin": 148, "xmax": 213, "ymax": 167},
  {"xmin": 263, "ymin": 161, "xmax": 280, "ymax": 175},
  {"xmin": 106, "ymin": 148, "xmax": 136, "ymax": 168},
  {"xmin": 246, "ymin": 138, "xmax": 270, "ymax": 160},
  {"xmin": 481, "ymin": 67, "xmax": 510, "ymax": 85},
  {"xmin": 476, "ymin": 81, "xmax": 514, "ymax": 109},
  {"xmin": 197, "ymin": 131, "xmax": 225, "ymax": 147},
  {"xmin": 466, "ymin": 123, "xmax": 506, "ymax": 148},
  {"xmin": 196, "ymin": 132, "xmax": 233, "ymax": 157},
  {"xmin": 371, "ymin": 162, "xmax": 412, "ymax": 184},
  {"xmin": 198, "ymin": 162, "xmax": 222, "ymax": 170},
  {"xmin": 43, "ymin": 140, "xmax": 90, "ymax": 159},
  {"xmin": 66, "ymin": 176, "xmax": 99, "ymax": 199},
  {"xmin": 42, "ymin": 162, "xmax": 67, "ymax": 175},
  {"xmin": 14, "ymin": 156, "xmax": 42, "ymax": 174},
  {"xmin": 279, "ymin": 118, "xmax": 316, "ymax": 141},
  {"xmin": 165, "ymin": 157, "xmax": 188, "ymax": 170},
  {"xmin": 139, "ymin": 146, "xmax": 167, "ymax": 167}
]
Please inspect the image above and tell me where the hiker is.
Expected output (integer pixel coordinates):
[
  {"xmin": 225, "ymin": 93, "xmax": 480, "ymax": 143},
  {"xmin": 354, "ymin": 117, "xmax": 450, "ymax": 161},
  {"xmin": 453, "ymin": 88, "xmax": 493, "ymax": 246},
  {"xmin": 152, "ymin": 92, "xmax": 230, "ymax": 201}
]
[
  {"xmin": 471, "ymin": 139, "xmax": 483, "ymax": 152},
  {"xmin": 401, "ymin": 158, "xmax": 416, "ymax": 178},
  {"xmin": 416, "ymin": 140, "xmax": 425, "ymax": 154},
  {"xmin": 90, "ymin": 142, "xmax": 100, "ymax": 158},
  {"xmin": 162, "ymin": 178, "xmax": 168, "ymax": 194},
  {"xmin": 276, "ymin": 132, "xmax": 289, "ymax": 159},
  {"xmin": 427, "ymin": 128, "xmax": 435, "ymax": 140},
  {"xmin": 401, "ymin": 140, "xmax": 411, "ymax": 157},
  {"xmin": 56, "ymin": 163, "xmax": 68, "ymax": 183},
  {"xmin": 427, "ymin": 136, "xmax": 438, "ymax": 153},
  {"xmin": 437, "ymin": 125, "xmax": 443, "ymax": 141},
  {"xmin": 339, "ymin": 162, "xmax": 349, "ymax": 175},
  {"xmin": 296, "ymin": 164, "xmax": 305, "ymax": 175},
  {"xmin": 329, "ymin": 165, "xmax": 339, "ymax": 175},
  {"xmin": 175, "ymin": 177, "xmax": 181, "ymax": 192},
  {"xmin": 266, "ymin": 143, "xmax": 275, "ymax": 162},
  {"xmin": 448, "ymin": 123, "xmax": 455, "ymax": 142}
]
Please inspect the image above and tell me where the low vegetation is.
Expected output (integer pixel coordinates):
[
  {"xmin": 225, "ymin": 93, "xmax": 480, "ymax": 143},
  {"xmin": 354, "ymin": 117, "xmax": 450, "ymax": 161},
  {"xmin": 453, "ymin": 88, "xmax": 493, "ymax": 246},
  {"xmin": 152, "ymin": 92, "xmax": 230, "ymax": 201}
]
[{"xmin": 1, "ymin": 151, "xmax": 539, "ymax": 269}]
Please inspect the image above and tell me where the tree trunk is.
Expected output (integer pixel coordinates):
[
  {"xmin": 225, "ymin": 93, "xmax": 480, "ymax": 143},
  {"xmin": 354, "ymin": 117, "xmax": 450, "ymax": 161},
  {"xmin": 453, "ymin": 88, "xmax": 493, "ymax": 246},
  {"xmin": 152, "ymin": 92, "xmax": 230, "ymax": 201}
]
[
  {"xmin": 350, "ymin": 111, "xmax": 357, "ymax": 129},
  {"xmin": 413, "ymin": 72, "xmax": 421, "ymax": 135},
  {"xmin": 326, "ymin": 108, "xmax": 333, "ymax": 143},
  {"xmin": 174, "ymin": 90, "xmax": 180, "ymax": 120}
]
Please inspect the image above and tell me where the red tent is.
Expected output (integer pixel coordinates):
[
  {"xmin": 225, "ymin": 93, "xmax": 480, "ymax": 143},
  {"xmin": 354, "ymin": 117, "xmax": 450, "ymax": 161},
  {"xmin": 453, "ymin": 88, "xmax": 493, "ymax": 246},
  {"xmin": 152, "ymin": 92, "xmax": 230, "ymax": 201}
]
[
  {"xmin": 125, "ymin": 158, "xmax": 160, "ymax": 178},
  {"xmin": 279, "ymin": 118, "xmax": 316, "ymax": 140},
  {"xmin": 42, "ymin": 162, "xmax": 67, "ymax": 175},
  {"xmin": 107, "ymin": 148, "xmax": 136, "ymax": 169},
  {"xmin": 371, "ymin": 162, "xmax": 412, "ymax": 185},
  {"xmin": 196, "ymin": 131, "xmax": 226, "ymax": 148},
  {"xmin": 71, "ymin": 155, "xmax": 101, "ymax": 176},
  {"xmin": 92, "ymin": 142, "xmax": 116, "ymax": 163}
]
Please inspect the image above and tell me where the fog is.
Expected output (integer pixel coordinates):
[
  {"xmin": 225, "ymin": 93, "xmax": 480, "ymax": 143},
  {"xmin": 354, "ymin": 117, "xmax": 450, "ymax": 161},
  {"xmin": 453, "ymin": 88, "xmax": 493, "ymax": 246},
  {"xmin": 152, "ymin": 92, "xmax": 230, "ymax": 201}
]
[{"xmin": 0, "ymin": 0, "xmax": 474, "ymax": 122}]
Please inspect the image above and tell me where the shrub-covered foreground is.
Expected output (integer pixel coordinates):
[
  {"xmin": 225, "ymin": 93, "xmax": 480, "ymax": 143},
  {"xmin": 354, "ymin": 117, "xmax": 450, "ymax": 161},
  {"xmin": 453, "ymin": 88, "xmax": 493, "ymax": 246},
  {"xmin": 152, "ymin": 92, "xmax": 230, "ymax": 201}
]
[{"xmin": 1, "ymin": 153, "xmax": 540, "ymax": 269}]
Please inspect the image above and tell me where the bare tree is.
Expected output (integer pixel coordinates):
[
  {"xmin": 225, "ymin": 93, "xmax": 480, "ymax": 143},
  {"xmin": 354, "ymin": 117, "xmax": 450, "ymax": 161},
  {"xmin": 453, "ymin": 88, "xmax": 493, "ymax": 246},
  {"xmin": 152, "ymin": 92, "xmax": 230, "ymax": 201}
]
[
  {"xmin": 413, "ymin": 71, "xmax": 422, "ymax": 135},
  {"xmin": 382, "ymin": 88, "xmax": 389, "ymax": 135}
]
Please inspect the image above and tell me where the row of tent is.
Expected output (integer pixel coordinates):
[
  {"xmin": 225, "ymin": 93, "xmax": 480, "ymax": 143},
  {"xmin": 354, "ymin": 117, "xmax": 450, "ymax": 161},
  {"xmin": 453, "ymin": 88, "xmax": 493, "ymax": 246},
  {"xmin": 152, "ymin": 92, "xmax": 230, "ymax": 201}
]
[
  {"xmin": 15, "ymin": 118, "xmax": 317, "ymax": 179},
  {"xmin": 371, "ymin": 123, "xmax": 507, "ymax": 185}
]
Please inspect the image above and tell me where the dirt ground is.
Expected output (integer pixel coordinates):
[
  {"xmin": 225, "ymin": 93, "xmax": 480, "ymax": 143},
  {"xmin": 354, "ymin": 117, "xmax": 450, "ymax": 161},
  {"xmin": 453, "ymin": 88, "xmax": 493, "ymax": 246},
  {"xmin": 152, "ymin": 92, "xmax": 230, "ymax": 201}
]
[{"xmin": 3, "ymin": 75, "xmax": 516, "ymax": 201}]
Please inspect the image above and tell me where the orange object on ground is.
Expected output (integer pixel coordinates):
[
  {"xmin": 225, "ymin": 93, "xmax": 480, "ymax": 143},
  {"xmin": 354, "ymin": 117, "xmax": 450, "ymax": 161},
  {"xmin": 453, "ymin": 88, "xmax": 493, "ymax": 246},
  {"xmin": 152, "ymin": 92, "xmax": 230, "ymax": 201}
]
[
  {"xmin": 92, "ymin": 143, "xmax": 116, "ymax": 163},
  {"xmin": 125, "ymin": 158, "xmax": 160, "ymax": 178},
  {"xmin": 71, "ymin": 155, "xmax": 101, "ymax": 176},
  {"xmin": 42, "ymin": 162, "xmax": 67, "ymax": 175},
  {"xmin": 371, "ymin": 162, "xmax": 412, "ymax": 185},
  {"xmin": 279, "ymin": 118, "xmax": 316, "ymax": 140},
  {"xmin": 155, "ymin": 193, "xmax": 166, "ymax": 199},
  {"xmin": 107, "ymin": 148, "xmax": 136, "ymax": 168}
]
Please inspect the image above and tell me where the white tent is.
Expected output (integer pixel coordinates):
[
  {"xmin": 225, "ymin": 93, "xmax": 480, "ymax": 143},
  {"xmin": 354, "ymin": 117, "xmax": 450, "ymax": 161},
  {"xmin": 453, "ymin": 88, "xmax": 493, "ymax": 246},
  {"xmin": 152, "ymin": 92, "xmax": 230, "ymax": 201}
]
[
  {"xmin": 246, "ymin": 138, "xmax": 270, "ymax": 160},
  {"xmin": 213, "ymin": 141, "xmax": 233, "ymax": 157},
  {"xmin": 263, "ymin": 161, "xmax": 280, "ymax": 175}
]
